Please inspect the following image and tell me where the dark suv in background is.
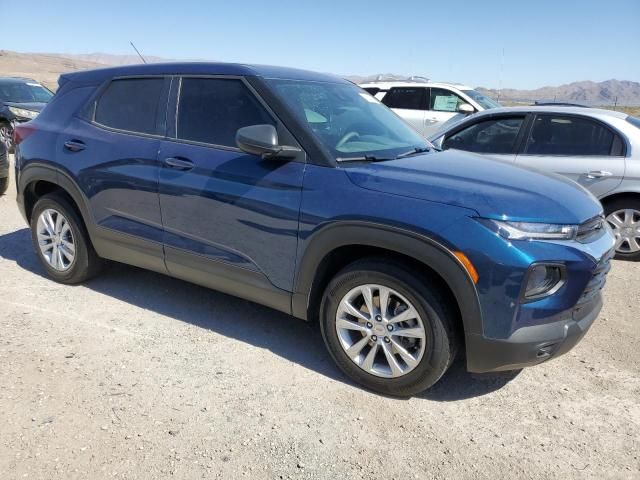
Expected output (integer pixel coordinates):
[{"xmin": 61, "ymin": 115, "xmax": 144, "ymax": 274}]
[
  {"xmin": 0, "ymin": 77, "xmax": 53, "ymax": 151},
  {"xmin": 13, "ymin": 63, "xmax": 615, "ymax": 396}
]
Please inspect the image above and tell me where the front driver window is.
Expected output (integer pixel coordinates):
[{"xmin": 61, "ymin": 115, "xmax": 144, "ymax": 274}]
[
  {"xmin": 443, "ymin": 117, "xmax": 524, "ymax": 154},
  {"xmin": 429, "ymin": 88, "xmax": 467, "ymax": 112}
]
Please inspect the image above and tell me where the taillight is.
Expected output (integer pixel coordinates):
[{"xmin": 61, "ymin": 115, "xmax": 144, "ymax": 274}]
[{"xmin": 13, "ymin": 123, "xmax": 37, "ymax": 147}]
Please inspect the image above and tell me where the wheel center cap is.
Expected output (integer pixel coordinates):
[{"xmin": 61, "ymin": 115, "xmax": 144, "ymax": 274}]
[
  {"xmin": 373, "ymin": 324, "xmax": 386, "ymax": 335},
  {"xmin": 622, "ymin": 227, "xmax": 633, "ymax": 237}
]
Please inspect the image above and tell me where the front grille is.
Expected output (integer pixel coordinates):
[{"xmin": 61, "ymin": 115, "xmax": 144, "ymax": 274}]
[
  {"xmin": 576, "ymin": 215, "xmax": 605, "ymax": 243},
  {"xmin": 577, "ymin": 248, "xmax": 615, "ymax": 305}
]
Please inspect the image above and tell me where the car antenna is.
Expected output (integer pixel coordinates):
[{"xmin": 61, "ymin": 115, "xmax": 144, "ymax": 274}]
[{"xmin": 129, "ymin": 41, "xmax": 147, "ymax": 64}]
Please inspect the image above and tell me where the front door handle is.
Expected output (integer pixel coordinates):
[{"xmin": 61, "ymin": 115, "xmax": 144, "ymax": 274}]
[
  {"xmin": 164, "ymin": 157, "xmax": 194, "ymax": 170},
  {"xmin": 64, "ymin": 140, "xmax": 86, "ymax": 152},
  {"xmin": 586, "ymin": 170, "xmax": 613, "ymax": 179}
]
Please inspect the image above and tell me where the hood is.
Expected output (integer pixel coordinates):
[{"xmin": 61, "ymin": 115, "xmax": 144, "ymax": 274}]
[
  {"xmin": 3, "ymin": 101, "xmax": 46, "ymax": 112},
  {"xmin": 343, "ymin": 150, "xmax": 602, "ymax": 224}
]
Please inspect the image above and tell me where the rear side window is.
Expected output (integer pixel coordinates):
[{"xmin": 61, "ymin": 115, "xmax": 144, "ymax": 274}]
[
  {"xmin": 177, "ymin": 78, "xmax": 274, "ymax": 147},
  {"xmin": 95, "ymin": 78, "xmax": 165, "ymax": 135},
  {"xmin": 381, "ymin": 87, "xmax": 426, "ymax": 110},
  {"xmin": 525, "ymin": 115, "xmax": 619, "ymax": 156},
  {"xmin": 443, "ymin": 117, "xmax": 524, "ymax": 154},
  {"xmin": 429, "ymin": 88, "xmax": 466, "ymax": 112}
]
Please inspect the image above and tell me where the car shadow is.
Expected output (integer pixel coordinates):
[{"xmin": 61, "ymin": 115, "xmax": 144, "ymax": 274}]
[{"xmin": 0, "ymin": 227, "xmax": 520, "ymax": 401}]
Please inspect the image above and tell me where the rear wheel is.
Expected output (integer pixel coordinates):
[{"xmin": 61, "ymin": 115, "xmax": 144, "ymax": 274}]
[
  {"xmin": 30, "ymin": 193, "xmax": 103, "ymax": 283},
  {"xmin": 320, "ymin": 258, "xmax": 458, "ymax": 396},
  {"xmin": 604, "ymin": 197, "xmax": 640, "ymax": 261}
]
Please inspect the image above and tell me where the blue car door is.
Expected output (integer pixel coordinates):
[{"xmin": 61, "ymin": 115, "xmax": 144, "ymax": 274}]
[
  {"xmin": 157, "ymin": 76, "xmax": 305, "ymax": 311},
  {"xmin": 57, "ymin": 76, "xmax": 171, "ymax": 273}
]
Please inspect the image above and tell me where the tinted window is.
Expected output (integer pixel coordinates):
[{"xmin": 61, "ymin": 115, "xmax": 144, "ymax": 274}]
[
  {"xmin": 461, "ymin": 89, "xmax": 502, "ymax": 109},
  {"xmin": 429, "ymin": 88, "xmax": 467, "ymax": 112},
  {"xmin": 381, "ymin": 87, "xmax": 426, "ymax": 110},
  {"xmin": 95, "ymin": 78, "xmax": 164, "ymax": 135},
  {"xmin": 443, "ymin": 117, "xmax": 524, "ymax": 154},
  {"xmin": 177, "ymin": 78, "xmax": 274, "ymax": 147},
  {"xmin": 526, "ymin": 115, "xmax": 616, "ymax": 156}
]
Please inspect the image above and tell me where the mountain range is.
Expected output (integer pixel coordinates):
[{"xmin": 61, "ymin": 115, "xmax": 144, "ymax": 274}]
[{"xmin": 1, "ymin": 50, "xmax": 639, "ymax": 106}]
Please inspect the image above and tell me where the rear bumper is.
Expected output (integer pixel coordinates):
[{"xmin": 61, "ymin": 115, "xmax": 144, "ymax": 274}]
[{"xmin": 466, "ymin": 293, "xmax": 601, "ymax": 373}]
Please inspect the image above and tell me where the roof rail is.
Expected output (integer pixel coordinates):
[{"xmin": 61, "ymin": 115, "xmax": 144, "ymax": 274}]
[
  {"xmin": 534, "ymin": 101, "xmax": 589, "ymax": 108},
  {"xmin": 370, "ymin": 74, "xmax": 431, "ymax": 83}
]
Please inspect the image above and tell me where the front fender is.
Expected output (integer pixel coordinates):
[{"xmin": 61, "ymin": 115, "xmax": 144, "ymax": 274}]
[{"xmin": 292, "ymin": 221, "xmax": 483, "ymax": 338}]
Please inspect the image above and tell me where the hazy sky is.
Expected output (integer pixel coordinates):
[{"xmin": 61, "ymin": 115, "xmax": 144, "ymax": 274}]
[{"xmin": 2, "ymin": 0, "xmax": 639, "ymax": 89}]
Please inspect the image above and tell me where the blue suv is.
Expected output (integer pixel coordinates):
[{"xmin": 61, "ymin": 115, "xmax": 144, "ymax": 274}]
[{"xmin": 14, "ymin": 63, "xmax": 615, "ymax": 396}]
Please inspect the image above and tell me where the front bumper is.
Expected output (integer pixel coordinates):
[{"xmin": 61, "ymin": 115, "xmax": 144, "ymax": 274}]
[{"xmin": 466, "ymin": 293, "xmax": 601, "ymax": 372}]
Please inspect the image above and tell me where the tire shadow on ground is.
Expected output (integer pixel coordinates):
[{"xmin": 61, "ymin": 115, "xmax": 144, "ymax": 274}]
[{"xmin": 0, "ymin": 227, "xmax": 520, "ymax": 401}]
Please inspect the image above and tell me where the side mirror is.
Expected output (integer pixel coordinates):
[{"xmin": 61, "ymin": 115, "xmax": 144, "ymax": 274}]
[
  {"xmin": 236, "ymin": 124, "xmax": 300, "ymax": 158},
  {"xmin": 432, "ymin": 136, "xmax": 444, "ymax": 150},
  {"xmin": 457, "ymin": 103, "xmax": 475, "ymax": 115}
]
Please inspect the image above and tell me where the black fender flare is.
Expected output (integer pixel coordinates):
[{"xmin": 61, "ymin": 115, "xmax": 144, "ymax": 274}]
[
  {"xmin": 18, "ymin": 163, "xmax": 95, "ymax": 231},
  {"xmin": 292, "ymin": 221, "xmax": 483, "ymax": 336}
]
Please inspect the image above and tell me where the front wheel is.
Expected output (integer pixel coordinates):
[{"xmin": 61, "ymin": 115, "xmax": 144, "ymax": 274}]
[
  {"xmin": 0, "ymin": 121, "xmax": 13, "ymax": 153},
  {"xmin": 604, "ymin": 197, "xmax": 640, "ymax": 261},
  {"xmin": 320, "ymin": 259, "xmax": 458, "ymax": 396}
]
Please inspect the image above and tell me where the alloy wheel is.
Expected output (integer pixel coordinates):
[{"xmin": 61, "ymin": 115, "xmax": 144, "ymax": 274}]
[
  {"xmin": 36, "ymin": 208, "xmax": 76, "ymax": 271},
  {"xmin": 335, "ymin": 284, "xmax": 427, "ymax": 378},
  {"xmin": 0, "ymin": 124, "xmax": 13, "ymax": 151},
  {"xmin": 606, "ymin": 209, "xmax": 640, "ymax": 254}
]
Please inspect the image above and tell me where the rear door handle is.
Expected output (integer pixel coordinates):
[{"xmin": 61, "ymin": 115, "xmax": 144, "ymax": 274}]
[
  {"xmin": 64, "ymin": 140, "xmax": 86, "ymax": 152},
  {"xmin": 164, "ymin": 157, "xmax": 194, "ymax": 170},
  {"xmin": 586, "ymin": 170, "xmax": 613, "ymax": 179}
]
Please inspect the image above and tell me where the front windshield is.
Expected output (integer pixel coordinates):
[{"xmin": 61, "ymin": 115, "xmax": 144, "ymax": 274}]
[
  {"xmin": 267, "ymin": 79, "xmax": 430, "ymax": 160},
  {"xmin": 461, "ymin": 90, "xmax": 501, "ymax": 110},
  {"xmin": 0, "ymin": 81, "xmax": 54, "ymax": 103}
]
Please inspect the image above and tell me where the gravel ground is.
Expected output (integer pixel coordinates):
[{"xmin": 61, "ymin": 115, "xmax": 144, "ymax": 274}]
[{"xmin": 0, "ymin": 161, "xmax": 638, "ymax": 479}]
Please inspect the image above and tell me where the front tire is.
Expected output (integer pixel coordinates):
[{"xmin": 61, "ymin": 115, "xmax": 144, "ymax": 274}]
[
  {"xmin": 604, "ymin": 197, "xmax": 640, "ymax": 261},
  {"xmin": 30, "ymin": 193, "xmax": 103, "ymax": 283},
  {"xmin": 0, "ymin": 176, "xmax": 8, "ymax": 196},
  {"xmin": 320, "ymin": 258, "xmax": 458, "ymax": 396}
]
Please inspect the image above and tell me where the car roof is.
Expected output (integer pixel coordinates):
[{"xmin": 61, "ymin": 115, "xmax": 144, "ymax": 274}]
[
  {"xmin": 469, "ymin": 105, "xmax": 629, "ymax": 120},
  {"xmin": 60, "ymin": 62, "xmax": 350, "ymax": 85},
  {"xmin": 359, "ymin": 81, "xmax": 475, "ymax": 91}
]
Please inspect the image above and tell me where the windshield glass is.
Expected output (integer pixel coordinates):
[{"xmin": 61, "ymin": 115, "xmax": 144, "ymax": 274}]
[
  {"xmin": 267, "ymin": 79, "xmax": 430, "ymax": 160},
  {"xmin": 0, "ymin": 81, "xmax": 54, "ymax": 103},
  {"xmin": 461, "ymin": 90, "xmax": 501, "ymax": 110},
  {"xmin": 627, "ymin": 115, "xmax": 640, "ymax": 130}
]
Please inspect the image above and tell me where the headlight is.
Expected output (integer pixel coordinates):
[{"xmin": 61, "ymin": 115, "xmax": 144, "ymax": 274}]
[
  {"xmin": 8, "ymin": 106, "xmax": 39, "ymax": 120},
  {"xmin": 479, "ymin": 219, "xmax": 578, "ymax": 240}
]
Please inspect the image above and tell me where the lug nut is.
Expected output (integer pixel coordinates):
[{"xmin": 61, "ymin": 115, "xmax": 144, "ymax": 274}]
[
  {"xmin": 384, "ymin": 337, "xmax": 391, "ymax": 343},
  {"xmin": 375, "ymin": 315, "xmax": 382, "ymax": 322},
  {"xmin": 371, "ymin": 335, "xmax": 378, "ymax": 342},
  {"xmin": 386, "ymin": 324, "xmax": 393, "ymax": 332},
  {"xmin": 366, "ymin": 322, "xmax": 373, "ymax": 329}
]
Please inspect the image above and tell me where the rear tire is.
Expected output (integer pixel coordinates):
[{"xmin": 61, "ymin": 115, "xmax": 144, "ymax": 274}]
[
  {"xmin": 0, "ymin": 121, "xmax": 13, "ymax": 153},
  {"xmin": 320, "ymin": 258, "xmax": 458, "ymax": 396},
  {"xmin": 30, "ymin": 193, "xmax": 103, "ymax": 283},
  {"xmin": 0, "ymin": 176, "xmax": 8, "ymax": 196},
  {"xmin": 604, "ymin": 197, "xmax": 640, "ymax": 261}
]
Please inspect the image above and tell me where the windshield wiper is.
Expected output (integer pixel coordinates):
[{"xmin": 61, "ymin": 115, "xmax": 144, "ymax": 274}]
[
  {"xmin": 394, "ymin": 146, "xmax": 431, "ymax": 159},
  {"xmin": 336, "ymin": 154, "xmax": 394, "ymax": 163}
]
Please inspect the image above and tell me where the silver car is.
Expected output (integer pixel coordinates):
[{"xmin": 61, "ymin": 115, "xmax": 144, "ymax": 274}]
[{"xmin": 428, "ymin": 106, "xmax": 640, "ymax": 260}]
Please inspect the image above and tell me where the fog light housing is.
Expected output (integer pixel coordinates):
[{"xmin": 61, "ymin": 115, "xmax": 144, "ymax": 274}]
[{"xmin": 522, "ymin": 264, "xmax": 565, "ymax": 301}]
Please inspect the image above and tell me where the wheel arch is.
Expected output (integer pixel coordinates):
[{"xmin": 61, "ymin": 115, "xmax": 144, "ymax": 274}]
[
  {"xmin": 19, "ymin": 164, "xmax": 94, "ymax": 229},
  {"xmin": 600, "ymin": 189, "xmax": 640, "ymax": 207},
  {"xmin": 292, "ymin": 222, "xmax": 483, "ymax": 339}
]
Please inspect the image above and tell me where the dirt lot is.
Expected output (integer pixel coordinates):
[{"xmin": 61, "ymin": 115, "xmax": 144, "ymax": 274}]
[{"xmin": 0, "ymin": 160, "xmax": 638, "ymax": 480}]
